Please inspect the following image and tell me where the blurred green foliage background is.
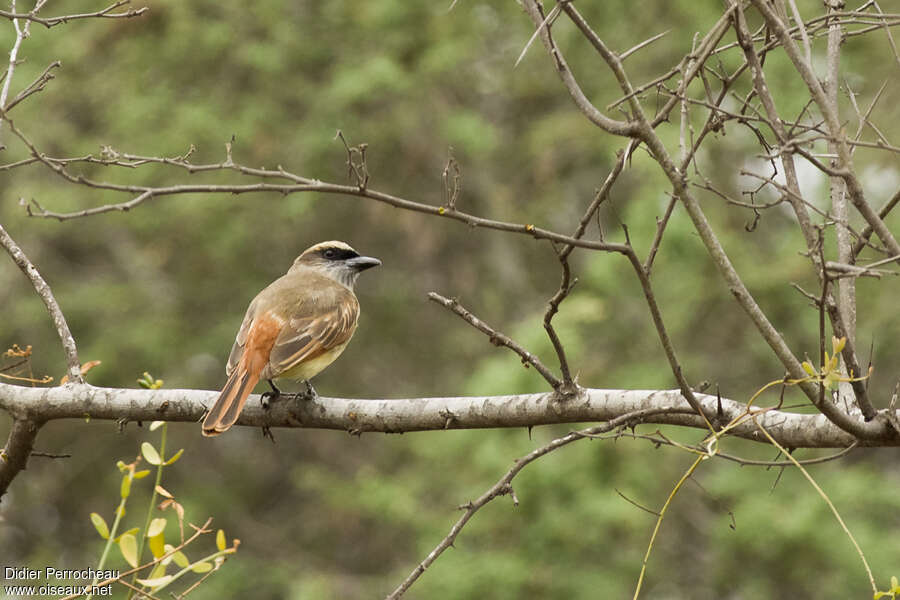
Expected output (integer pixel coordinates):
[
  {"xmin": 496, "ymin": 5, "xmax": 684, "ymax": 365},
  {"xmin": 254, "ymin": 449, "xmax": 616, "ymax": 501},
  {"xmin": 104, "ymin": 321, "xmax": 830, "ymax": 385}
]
[{"xmin": 1, "ymin": 1, "xmax": 899, "ymax": 598}]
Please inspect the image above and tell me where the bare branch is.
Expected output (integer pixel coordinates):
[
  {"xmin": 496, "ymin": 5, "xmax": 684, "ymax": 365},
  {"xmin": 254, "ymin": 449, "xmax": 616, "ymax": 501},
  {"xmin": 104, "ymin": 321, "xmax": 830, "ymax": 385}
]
[
  {"xmin": 749, "ymin": 0, "xmax": 900, "ymax": 262},
  {"xmin": 0, "ymin": 0, "xmax": 31, "ymax": 146},
  {"xmin": 2, "ymin": 382, "xmax": 892, "ymax": 447},
  {"xmin": 852, "ymin": 187, "xmax": 900, "ymax": 257},
  {"xmin": 0, "ymin": 224, "xmax": 81, "ymax": 383},
  {"xmin": 427, "ymin": 292, "xmax": 563, "ymax": 390},
  {"xmin": 518, "ymin": 1, "xmax": 640, "ymax": 137},
  {"xmin": 0, "ymin": 0, "xmax": 147, "ymax": 29},
  {"xmin": 0, "ymin": 418, "xmax": 40, "ymax": 500},
  {"xmin": 4, "ymin": 60, "xmax": 59, "ymax": 112},
  {"xmin": 619, "ymin": 29, "xmax": 671, "ymax": 62},
  {"xmin": 385, "ymin": 407, "xmax": 685, "ymax": 600}
]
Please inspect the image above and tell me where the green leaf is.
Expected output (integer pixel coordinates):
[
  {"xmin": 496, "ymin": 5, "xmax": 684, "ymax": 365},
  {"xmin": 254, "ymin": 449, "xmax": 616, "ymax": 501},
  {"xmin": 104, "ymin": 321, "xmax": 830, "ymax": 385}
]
[
  {"xmin": 119, "ymin": 533, "xmax": 138, "ymax": 568},
  {"xmin": 164, "ymin": 448, "xmax": 184, "ymax": 465},
  {"xmin": 120, "ymin": 474, "xmax": 132, "ymax": 499},
  {"xmin": 141, "ymin": 442, "xmax": 161, "ymax": 465},
  {"xmin": 116, "ymin": 460, "xmax": 128, "ymax": 472},
  {"xmin": 90, "ymin": 513, "xmax": 109, "ymax": 539},
  {"xmin": 802, "ymin": 360, "xmax": 816, "ymax": 376},
  {"xmin": 149, "ymin": 420, "xmax": 165, "ymax": 431},
  {"xmin": 216, "ymin": 529, "xmax": 226, "ymax": 551},
  {"xmin": 191, "ymin": 561, "xmax": 213, "ymax": 573},
  {"xmin": 133, "ymin": 469, "xmax": 152, "ymax": 479}
]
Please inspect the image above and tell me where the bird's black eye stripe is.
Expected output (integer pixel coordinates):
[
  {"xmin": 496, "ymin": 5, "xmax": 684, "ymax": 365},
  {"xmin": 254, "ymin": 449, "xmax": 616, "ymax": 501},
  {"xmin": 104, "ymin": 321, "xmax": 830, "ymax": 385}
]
[{"xmin": 320, "ymin": 247, "xmax": 359, "ymax": 261}]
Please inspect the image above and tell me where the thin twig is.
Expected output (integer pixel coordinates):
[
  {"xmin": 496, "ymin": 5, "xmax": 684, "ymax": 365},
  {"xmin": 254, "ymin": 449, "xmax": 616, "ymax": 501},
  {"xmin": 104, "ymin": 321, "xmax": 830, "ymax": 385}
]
[
  {"xmin": 0, "ymin": 0, "xmax": 147, "ymax": 28},
  {"xmin": 0, "ymin": 223, "xmax": 81, "ymax": 383},
  {"xmin": 427, "ymin": 292, "xmax": 563, "ymax": 390},
  {"xmin": 385, "ymin": 407, "xmax": 685, "ymax": 600},
  {"xmin": 752, "ymin": 418, "xmax": 877, "ymax": 594}
]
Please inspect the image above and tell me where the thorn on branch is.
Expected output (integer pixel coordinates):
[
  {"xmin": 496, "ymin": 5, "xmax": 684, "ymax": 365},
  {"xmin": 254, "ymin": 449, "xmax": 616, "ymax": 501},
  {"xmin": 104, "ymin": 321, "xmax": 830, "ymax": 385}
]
[{"xmin": 439, "ymin": 408, "xmax": 458, "ymax": 430}]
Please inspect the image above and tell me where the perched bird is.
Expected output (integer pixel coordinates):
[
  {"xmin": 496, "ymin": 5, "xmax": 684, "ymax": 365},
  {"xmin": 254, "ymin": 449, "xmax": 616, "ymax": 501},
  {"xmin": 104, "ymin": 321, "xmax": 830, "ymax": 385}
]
[{"xmin": 201, "ymin": 241, "xmax": 380, "ymax": 437}]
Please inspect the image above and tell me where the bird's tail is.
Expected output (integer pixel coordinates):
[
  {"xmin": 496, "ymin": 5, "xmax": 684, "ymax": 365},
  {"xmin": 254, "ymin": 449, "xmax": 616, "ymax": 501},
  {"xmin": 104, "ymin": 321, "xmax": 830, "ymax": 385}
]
[{"xmin": 201, "ymin": 367, "xmax": 261, "ymax": 437}]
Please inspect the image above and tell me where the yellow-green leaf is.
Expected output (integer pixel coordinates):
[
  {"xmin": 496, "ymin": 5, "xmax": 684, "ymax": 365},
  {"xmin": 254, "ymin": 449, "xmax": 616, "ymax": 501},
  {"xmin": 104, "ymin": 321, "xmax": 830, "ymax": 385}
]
[
  {"xmin": 119, "ymin": 533, "xmax": 138, "ymax": 568},
  {"xmin": 149, "ymin": 420, "xmax": 165, "ymax": 431},
  {"xmin": 114, "ymin": 527, "xmax": 139, "ymax": 542},
  {"xmin": 141, "ymin": 442, "xmax": 161, "ymax": 465},
  {"xmin": 148, "ymin": 562, "xmax": 167, "ymax": 580},
  {"xmin": 116, "ymin": 460, "xmax": 128, "ymax": 472},
  {"xmin": 164, "ymin": 448, "xmax": 184, "ymax": 466},
  {"xmin": 216, "ymin": 529, "xmax": 226, "ymax": 551},
  {"xmin": 802, "ymin": 361, "xmax": 816, "ymax": 376},
  {"xmin": 133, "ymin": 469, "xmax": 152, "ymax": 480},
  {"xmin": 148, "ymin": 517, "xmax": 167, "ymax": 538},
  {"xmin": 833, "ymin": 336, "xmax": 846, "ymax": 354},
  {"xmin": 135, "ymin": 575, "xmax": 173, "ymax": 589},
  {"xmin": 90, "ymin": 513, "xmax": 109, "ymax": 539},
  {"xmin": 161, "ymin": 544, "xmax": 176, "ymax": 566},
  {"xmin": 120, "ymin": 474, "xmax": 132, "ymax": 499},
  {"xmin": 171, "ymin": 550, "xmax": 190, "ymax": 568},
  {"xmin": 191, "ymin": 561, "xmax": 212, "ymax": 573}
]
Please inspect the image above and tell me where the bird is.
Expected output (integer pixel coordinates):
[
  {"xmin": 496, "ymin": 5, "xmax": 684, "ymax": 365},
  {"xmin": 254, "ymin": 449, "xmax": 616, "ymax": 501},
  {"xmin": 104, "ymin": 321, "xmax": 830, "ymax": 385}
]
[{"xmin": 201, "ymin": 241, "xmax": 380, "ymax": 437}]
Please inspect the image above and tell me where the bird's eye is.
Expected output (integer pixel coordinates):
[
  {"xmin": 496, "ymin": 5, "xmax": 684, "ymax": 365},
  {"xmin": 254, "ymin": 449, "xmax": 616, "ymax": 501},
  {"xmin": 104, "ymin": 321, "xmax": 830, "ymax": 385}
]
[{"xmin": 323, "ymin": 249, "xmax": 336, "ymax": 259}]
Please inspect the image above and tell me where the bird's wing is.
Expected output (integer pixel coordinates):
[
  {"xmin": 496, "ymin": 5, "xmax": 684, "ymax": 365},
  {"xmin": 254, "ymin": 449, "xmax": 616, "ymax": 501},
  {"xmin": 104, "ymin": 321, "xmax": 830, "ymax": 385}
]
[
  {"xmin": 225, "ymin": 296, "xmax": 259, "ymax": 377},
  {"xmin": 267, "ymin": 288, "xmax": 360, "ymax": 375}
]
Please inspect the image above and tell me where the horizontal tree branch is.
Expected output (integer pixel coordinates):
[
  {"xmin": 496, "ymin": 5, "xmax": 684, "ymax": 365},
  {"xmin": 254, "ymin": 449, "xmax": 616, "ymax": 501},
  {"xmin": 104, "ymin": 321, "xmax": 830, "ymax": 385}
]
[
  {"xmin": 0, "ymin": 382, "xmax": 895, "ymax": 448},
  {"xmin": 0, "ymin": 1, "xmax": 147, "ymax": 28}
]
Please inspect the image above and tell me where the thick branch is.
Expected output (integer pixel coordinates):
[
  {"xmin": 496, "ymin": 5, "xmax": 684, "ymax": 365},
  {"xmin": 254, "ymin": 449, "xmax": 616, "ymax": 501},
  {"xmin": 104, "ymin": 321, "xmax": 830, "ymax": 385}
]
[
  {"xmin": 0, "ymin": 382, "xmax": 895, "ymax": 448},
  {"xmin": 0, "ymin": 417, "xmax": 40, "ymax": 499}
]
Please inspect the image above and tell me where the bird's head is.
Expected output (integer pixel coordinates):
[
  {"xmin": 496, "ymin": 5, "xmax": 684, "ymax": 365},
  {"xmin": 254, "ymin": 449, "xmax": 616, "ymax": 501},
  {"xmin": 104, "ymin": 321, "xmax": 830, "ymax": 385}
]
[{"xmin": 291, "ymin": 241, "xmax": 381, "ymax": 288}]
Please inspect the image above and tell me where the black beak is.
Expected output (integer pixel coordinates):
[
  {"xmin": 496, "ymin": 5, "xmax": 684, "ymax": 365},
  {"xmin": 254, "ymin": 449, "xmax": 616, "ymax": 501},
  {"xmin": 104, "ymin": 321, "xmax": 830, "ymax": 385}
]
[{"xmin": 348, "ymin": 256, "xmax": 382, "ymax": 271}]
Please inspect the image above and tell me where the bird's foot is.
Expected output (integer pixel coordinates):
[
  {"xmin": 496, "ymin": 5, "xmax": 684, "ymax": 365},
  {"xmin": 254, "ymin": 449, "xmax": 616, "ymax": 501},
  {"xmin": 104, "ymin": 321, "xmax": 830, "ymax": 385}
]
[
  {"xmin": 260, "ymin": 380, "xmax": 282, "ymax": 410},
  {"xmin": 302, "ymin": 380, "xmax": 318, "ymax": 401}
]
